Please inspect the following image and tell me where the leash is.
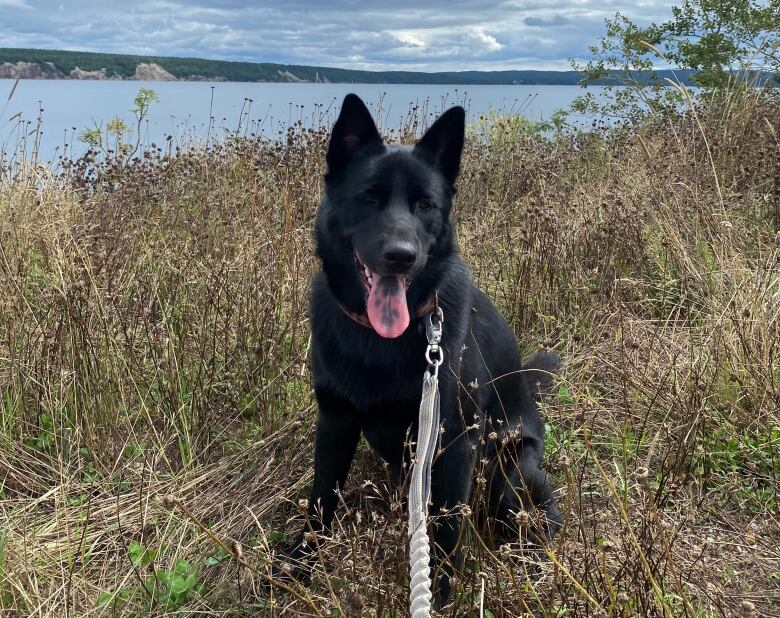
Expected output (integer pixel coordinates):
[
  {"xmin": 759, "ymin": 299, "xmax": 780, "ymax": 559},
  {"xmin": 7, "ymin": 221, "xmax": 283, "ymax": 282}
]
[{"xmin": 408, "ymin": 304, "xmax": 443, "ymax": 618}]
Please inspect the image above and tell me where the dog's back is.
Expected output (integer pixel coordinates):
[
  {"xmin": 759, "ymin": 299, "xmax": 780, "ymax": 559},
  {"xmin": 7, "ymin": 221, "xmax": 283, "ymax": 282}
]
[{"xmin": 523, "ymin": 349, "xmax": 562, "ymax": 398}]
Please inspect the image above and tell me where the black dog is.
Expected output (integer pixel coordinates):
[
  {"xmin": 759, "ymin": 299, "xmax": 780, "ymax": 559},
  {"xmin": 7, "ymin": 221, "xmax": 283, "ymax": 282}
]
[{"xmin": 279, "ymin": 94, "xmax": 562, "ymax": 605}]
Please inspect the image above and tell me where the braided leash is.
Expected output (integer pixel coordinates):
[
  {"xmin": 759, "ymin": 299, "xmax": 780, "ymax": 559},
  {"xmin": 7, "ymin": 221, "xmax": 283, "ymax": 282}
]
[{"xmin": 408, "ymin": 306, "xmax": 443, "ymax": 618}]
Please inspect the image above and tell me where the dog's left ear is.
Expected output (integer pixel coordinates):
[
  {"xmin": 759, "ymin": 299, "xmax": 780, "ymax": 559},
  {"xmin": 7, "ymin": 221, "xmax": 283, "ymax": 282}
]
[
  {"xmin": 414, "ymin": 106, "xmax": 465, "ymax": 185},
  {"xmin": 327, "ymin": 94, "xmax": 383, "ymax": 177}
]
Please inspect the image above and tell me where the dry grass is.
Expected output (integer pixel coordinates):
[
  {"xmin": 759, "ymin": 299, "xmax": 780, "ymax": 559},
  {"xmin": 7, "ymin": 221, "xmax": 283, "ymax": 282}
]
[{"xmin": 1, "ymin": 90, "xmax": 779, "ymax": 617}]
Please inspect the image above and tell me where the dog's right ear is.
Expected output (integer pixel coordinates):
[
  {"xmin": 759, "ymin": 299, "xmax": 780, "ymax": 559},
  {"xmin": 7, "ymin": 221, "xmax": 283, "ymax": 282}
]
[{"xmin": 326, "ymin": 94, "xmax": 382, "ymax": 176}]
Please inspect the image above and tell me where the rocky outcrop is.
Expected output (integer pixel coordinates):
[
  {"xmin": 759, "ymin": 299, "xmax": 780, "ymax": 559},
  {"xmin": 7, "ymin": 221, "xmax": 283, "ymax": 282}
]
[
  {"xmin": 0, "ymin": 59, "xmax": 307, "ymax": 83},
  {"xmin": 70, "ymin": 66, "xmax": 113, "ymax": 80},
  {"xmin": 132, "ymin": 63, "xmax": 176, "ymax": 81},
  {"xmin": 0, "ymin": 61, "xmax": 64, "ymax": 79},
  {"xmin": 278, "ymin": 69, "xmax": 309, "ymax": 83},
  {"xmin": 185, "ymin": 74, "xmax": 227, "ymax": 82}
]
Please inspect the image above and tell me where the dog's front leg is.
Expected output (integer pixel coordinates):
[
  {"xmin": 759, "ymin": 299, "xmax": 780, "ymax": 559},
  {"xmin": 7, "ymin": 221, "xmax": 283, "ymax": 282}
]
[
  {"xmin": 277, "ymin": 390, "xmax": 361, "ymax": 577},
  {"xmin": 307, "ymin": 391, "xmax": 362, "ymax": 528}
]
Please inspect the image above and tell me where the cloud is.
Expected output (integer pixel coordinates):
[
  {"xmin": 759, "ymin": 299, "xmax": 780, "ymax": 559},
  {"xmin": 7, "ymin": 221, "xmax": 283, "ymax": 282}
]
[
  {"xmin": 470, "ymin": 27, "xmax": 503, "ymax": 53},
  {"xmin": 524, "ymin": 15, "xmax": 569, "ymax": 27},
  {"xmin": 0, "ymin": 0, "xmax": 31, "ymax": 8},
  {"xmin": 0, "ymin": 1, "xmax": 675, "ymax": 71}
]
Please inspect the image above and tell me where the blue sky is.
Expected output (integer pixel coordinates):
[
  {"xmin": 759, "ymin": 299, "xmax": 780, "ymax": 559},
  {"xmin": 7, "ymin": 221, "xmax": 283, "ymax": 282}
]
[{"xmin": 0, "ymin": 1, "xmax": 672, "ymax": 71}]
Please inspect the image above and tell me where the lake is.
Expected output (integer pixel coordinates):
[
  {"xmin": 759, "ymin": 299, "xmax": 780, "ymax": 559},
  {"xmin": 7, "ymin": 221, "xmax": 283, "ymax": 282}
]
[{"xmin": 0, "ymin": 80, "xmax": 604, "ymax": 162}]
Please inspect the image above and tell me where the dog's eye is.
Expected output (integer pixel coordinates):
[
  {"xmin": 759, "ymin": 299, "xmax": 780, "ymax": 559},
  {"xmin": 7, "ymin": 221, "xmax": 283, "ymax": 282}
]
[{"xmin": 416, "ymin": 199, "xmax": 434, "ymax": 211}]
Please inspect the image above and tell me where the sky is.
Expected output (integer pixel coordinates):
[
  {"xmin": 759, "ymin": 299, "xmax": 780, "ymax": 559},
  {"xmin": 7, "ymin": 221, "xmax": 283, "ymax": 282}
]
[{"xmin": 0, "ymin": 1, "xmax": 672, "ymax": 72}]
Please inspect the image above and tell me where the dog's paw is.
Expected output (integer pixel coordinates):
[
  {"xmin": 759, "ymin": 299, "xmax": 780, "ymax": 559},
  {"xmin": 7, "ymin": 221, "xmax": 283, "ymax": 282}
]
[
  {"xmin": 269, "ymin": 553, "xmax": 311, "ymax": 585},
  {"xmin": 265, "ymin": 539, "xmax": 317, "ymax": 590}
]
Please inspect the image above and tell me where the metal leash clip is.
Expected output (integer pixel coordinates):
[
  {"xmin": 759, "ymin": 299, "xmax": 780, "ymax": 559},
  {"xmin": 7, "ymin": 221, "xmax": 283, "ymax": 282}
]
[{"xmin": 424, "ymin": 306, "xmax": 444, "ymax": 377}]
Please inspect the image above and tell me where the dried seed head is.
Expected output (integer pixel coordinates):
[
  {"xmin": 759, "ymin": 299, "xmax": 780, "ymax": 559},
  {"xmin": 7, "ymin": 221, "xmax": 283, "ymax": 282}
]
[
  {"xmin": 634, "ymin": 466, "xmax": 650, "ymax": 485},
  {"xmin": 348, "ymin": 593, "xmax": 365, "ymax": 612},
  {"xmin": 739, "ymin": 600, "xmax": 755, "ymax": 617},
  {"xmin": 161, "ymin": 494, "xmax": 177, "ymax": 510},
  {"xmin": 279, "ymin": 561, "xmax": 295, "ymax": 575},
  {"xmin": 601, "ymin": 539, "xmax": 615, "ymax": 552},
  {"xmin": 616, "ymin": 592, "xmax": 629, "ymax": 605},
  {"xmin": 515, "ymin": 510, "xmax": 531, "ymax": 529},
  {"xmin": 304, "ymin": 531, "xmax": 318, "ymax": 543},
  {"xmin": 230, "ymin": 541, "xmax": 243, "ymax": 560},
  {"xmin": 558, "ymin": 454, "xmax": 570, "ymax": 469},
  {"xmin": 460, "ymin": 504, "xmax": 472, "ymax": 517},
  {"xmin": 298, "ymin": 498, "xmax": 309, "ymax": 511}
]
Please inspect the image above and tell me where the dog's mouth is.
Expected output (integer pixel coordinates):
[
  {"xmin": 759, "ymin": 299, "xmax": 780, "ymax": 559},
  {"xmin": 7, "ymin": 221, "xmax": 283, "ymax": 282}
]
[{"xmin": 355, "ymin": 253, "xmax": 411, "ymax": 339}]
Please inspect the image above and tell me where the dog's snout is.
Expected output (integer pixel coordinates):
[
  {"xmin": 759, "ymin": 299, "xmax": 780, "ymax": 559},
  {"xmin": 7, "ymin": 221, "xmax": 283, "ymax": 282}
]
[{"xmin": 383, "ymin": 241, "xmax": 417, "ymax": 272}]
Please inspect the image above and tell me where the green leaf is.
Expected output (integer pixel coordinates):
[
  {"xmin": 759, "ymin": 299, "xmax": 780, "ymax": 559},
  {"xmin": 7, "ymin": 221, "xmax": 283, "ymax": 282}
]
[
  {"xmin": 96, "ymin": 593, "xmax": 112, "ymax": 606},
  {"xmin": 128, "ymin": 540, "xmax": 157, "ymax": 568},
  {"xmin": 168, "ymin": 574, "xmax": 190, "ymax": 596},
  {"xmin": 557, "ymin": 386, "xmax": 574, "ymax": 404},
  {"xmin": 96, "ymin": 588, "xmax": 130, "ymax": 608},
  {"xmin": 173, "ymin": 558, "xmax": 192, "ymax": 575}
]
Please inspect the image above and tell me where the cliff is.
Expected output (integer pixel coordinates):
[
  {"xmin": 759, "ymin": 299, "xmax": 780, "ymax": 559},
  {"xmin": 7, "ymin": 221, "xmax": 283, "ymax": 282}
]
[
  {"xmin": 1, "ymin": 60, "xmax": 198, "ymax": 82},
  {"xmin": 0, "ymin": 47, "xmax": 705, "ymax": 86}
]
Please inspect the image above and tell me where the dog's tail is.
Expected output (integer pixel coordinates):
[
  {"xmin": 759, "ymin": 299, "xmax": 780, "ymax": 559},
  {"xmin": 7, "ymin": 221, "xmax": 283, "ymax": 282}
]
[{"xmin": 522, "ymin": 350, "xmax": 562, "ymax": 400}]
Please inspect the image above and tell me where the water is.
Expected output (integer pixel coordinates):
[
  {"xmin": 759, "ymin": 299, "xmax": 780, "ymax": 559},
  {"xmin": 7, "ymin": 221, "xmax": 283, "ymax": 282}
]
[{"xmin": 0, "ymin": 80, "xmax": 603, "ymax": 162}]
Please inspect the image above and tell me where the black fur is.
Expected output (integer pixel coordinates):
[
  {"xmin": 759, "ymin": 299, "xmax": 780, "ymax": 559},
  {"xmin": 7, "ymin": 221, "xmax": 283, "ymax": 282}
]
[{"xmin": 278, "ymin": 94, "xmax": 562, "ymax": 606}]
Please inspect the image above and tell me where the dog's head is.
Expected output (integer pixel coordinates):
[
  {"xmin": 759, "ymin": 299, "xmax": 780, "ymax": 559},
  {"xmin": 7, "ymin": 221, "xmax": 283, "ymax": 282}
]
[{"xmin": 316, "ymin": 94, "xmax": 465, "ymax": 339}]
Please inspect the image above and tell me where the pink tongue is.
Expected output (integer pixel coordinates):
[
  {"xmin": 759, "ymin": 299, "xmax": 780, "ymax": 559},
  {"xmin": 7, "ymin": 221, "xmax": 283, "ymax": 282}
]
[{"xmin": 367, "ymin": 273, "xmax": 410, "ymax": 338}]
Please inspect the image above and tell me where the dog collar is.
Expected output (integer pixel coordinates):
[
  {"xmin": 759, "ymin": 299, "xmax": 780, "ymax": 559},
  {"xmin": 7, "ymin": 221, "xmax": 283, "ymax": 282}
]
[{"xmin": 339, "ymin": 294, "xmax": 437, "ymax": 332}]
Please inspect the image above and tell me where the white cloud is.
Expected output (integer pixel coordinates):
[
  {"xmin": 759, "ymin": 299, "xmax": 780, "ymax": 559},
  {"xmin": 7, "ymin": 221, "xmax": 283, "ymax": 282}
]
[
  {"xmin": 471, "ymin": 27, "xmax": 503, "ymax": 52},
  {"xmin": 0, "ymin": 0, "xmax": 31, "ymax": 8},
  {"xmin": 0, "ymin": 1, "xmax": 676, "ymax": 71},
  {"xmin": 390, "ymin": 31, "xmax": 427, "ymax": 48}
]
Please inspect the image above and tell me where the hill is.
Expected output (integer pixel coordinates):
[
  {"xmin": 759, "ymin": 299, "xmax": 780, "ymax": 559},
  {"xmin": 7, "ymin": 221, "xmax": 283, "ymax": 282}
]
[{"xmin": 0, "ymin": 47, "xmax": 695, "ymax": 85}]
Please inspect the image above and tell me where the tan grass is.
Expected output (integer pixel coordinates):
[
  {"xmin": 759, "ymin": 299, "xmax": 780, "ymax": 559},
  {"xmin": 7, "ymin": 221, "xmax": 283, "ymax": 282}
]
[{"xmin": 0, "ymin": 91, "xmax": 778, "ymax": 616}]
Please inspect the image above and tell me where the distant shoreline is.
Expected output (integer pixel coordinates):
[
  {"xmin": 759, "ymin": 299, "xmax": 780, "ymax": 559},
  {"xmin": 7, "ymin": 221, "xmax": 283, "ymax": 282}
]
[
  {"xmin": 0, "ymin": 47, "xmax": 696, "ymax": 86},
  {"xmin": 0, "ymin": 76, "xmax": 595, "ymax": 87}
]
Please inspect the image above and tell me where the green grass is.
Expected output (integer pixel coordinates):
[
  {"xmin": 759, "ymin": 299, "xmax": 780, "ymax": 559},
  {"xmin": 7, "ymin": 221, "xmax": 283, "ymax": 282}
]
[{"xmin": 0, "ymin": 89, "xmax": 778, "ymax": 616}]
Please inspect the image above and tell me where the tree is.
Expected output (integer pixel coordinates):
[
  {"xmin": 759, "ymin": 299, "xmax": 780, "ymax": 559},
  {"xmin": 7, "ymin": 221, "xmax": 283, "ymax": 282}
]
[
  {"xmin": 573, "ymin": 0, "xmax": 779, "ymax": 118},
  {"xmin": 661, "ymin": 0, "xmax": 779, "ymax": 88}
]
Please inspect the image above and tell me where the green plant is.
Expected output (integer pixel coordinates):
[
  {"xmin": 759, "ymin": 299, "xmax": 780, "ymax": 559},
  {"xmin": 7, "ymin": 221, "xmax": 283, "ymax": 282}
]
[
  {"xmin": 128, "ymin": 539, "xmax": 157, "ymax": 568},
  {"xmin": 78, "ymin": 127, "xmax": 102, "ymax": 148},
  {"xmin": 77, "ymin": 88, "xmax": 158, "ymax": 158},
  {"xmin": 145, "ymin": 558, "xmax": 202, "ymax": 608},
  {"xmin": 24, "ymin": 413, "xmax": 54, "ymax": 450},
  {"xmin": 573, "ymin": 0, "xmax": 780, "ymax": 119},
  {"xmin": 203, "ymin": 544, "xmax": 231, "ymax": 567},
  {"xmin": 97, "ymin": 541, "xmax": 203, "ymax": 611},
  {"xmin": 96, "ymin": 588, "xmax": 132, "ymax": 611}
]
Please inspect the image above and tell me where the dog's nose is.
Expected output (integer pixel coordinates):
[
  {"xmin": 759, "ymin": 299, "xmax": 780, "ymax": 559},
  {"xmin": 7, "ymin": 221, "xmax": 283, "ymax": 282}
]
[{"xmin": 383, "ymin": 242, "xmax": 417, "ymax": 271}]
